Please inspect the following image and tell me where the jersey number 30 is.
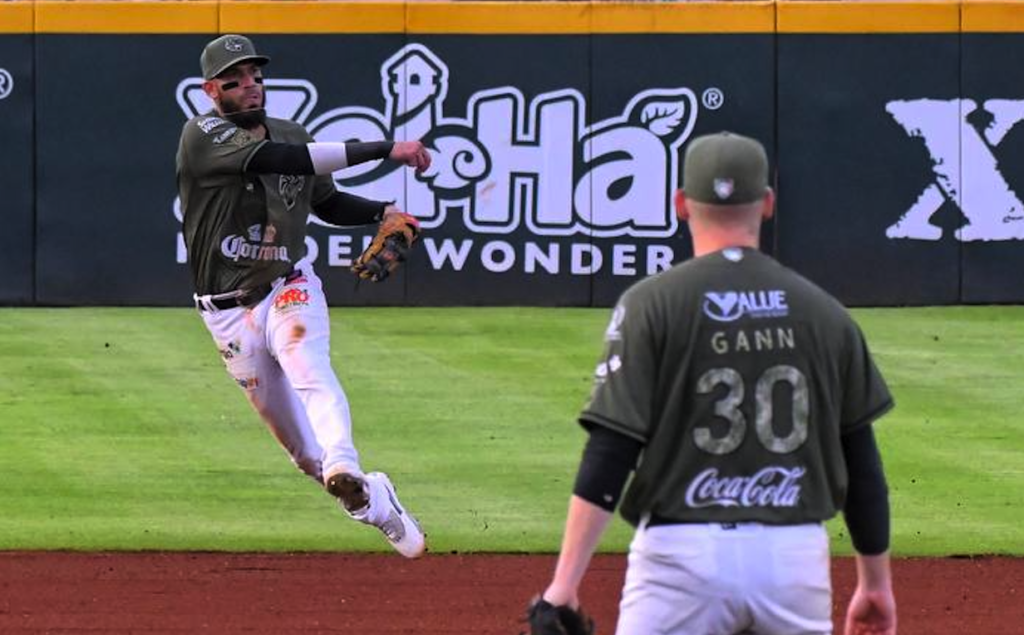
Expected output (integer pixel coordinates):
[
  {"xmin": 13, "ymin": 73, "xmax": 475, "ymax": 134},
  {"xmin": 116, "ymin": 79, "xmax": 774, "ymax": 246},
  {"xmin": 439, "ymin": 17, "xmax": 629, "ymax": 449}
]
[{"xmin": 695, "ymin": 365, "xmax": 809, "ymax": 455}]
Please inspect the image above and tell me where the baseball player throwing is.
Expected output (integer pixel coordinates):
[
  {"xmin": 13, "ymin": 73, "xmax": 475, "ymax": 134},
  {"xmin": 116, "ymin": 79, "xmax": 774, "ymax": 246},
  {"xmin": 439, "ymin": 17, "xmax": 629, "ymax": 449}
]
[
  {"xmin": 175, "ymin": 35, "xmax": 430, "ymax": 557},
  {"xmin": 526, "ymin": 132, "xmax": 897, "ymax": 634}
]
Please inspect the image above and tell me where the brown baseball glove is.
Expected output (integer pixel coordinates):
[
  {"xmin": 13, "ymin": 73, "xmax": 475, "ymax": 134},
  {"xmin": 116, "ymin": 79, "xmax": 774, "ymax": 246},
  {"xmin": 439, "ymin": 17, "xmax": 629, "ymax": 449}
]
[
  {"xmin": 521, "ymin": 597, "xmax": 595, "ymax": 635},
  {"xmin": 351, "ymin": 212, "xmax": 421, "ymax": 282}
]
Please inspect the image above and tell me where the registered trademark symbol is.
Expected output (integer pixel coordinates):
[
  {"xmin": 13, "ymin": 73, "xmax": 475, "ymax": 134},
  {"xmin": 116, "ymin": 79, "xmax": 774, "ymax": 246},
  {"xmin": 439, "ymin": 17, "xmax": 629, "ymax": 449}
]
[
  {"xmin": 702, "ymin": 87, "xmax": 724, "ymax": 110},
  {"xmin": 0, "ymin": 69, "xmax": 13, "ymax": 100}
]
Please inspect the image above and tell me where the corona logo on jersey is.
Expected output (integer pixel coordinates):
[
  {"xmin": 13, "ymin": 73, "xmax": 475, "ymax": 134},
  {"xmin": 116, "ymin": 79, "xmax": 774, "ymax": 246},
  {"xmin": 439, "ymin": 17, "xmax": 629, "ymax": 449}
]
[
  {"xmin": 173, "ymin": 43, "xmax": 730, "ymax": 278},
  {"xmin": 219, "ymin": 223, "xmax": 290, "ymax": 263},
  {"xmin": 887, "ymin": 98, "xmax": 1024, "ymax": 242}
]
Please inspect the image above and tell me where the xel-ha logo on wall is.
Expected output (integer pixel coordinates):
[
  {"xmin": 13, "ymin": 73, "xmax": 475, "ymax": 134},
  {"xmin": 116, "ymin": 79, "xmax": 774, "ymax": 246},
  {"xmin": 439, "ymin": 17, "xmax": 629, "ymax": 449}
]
[
  {"xmin": 887, "ymin": 98, "xmax": 1024, "ymax": 242},
  {"xmin": 175, "ymin": 44, "xmax": 725, "ymax": 276},
  {"xmin": 702, "ymin": 290, "xmax": 788, "ymax": 322}
]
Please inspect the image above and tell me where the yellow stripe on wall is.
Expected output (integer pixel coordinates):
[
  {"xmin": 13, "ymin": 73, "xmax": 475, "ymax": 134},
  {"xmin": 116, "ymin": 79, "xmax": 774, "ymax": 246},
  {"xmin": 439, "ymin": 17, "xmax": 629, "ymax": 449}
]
[
  {"xmin": 591, "ymin": 2, "xmax": 775, "ymax": 34},
  {"xmin": 0, "ymin": 1, "xmax": 34, "ymax": 34},
  {"xmin": 20, "ymin": 1, "xmax": 776, "ymax": 36},
  {"xmin": 34, "ymin": 1, "xmax": 218, "ymax": 34},
  {"xmin": 963, "ymin": 0, "xmax": 1024, "ymax": 32},
  {"xmin": 220, "ymin": 1, "xmax": 405, "ymax": 34},
  {"xmin": 407, "ymin": 1, "xmax": 775, "ymax": 35},
  {"xmin": 9, "ymin": 1, "xmax": 1024, "ymax": 36},
  {"xmin": 778, "ymin": 1, "xmax": 961, "ymax": 34},
  {"xmin": 407, "ymin": 1, "xmax": 591, "ymax": 34}
]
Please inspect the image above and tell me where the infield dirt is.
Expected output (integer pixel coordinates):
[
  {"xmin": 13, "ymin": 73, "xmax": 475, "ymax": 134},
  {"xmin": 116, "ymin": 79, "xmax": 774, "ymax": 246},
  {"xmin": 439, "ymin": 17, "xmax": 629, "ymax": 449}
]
[{"xmin": 0, "ymin": 552, "xmax": 1018, "ymax": 633}]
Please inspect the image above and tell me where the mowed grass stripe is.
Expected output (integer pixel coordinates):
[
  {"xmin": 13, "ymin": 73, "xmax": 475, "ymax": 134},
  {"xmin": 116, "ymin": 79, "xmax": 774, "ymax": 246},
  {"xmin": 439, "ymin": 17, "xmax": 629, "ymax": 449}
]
[
  {"xmin": 849, "ymin": 308, "xmax": 1024, "ymax": 555},
  {"xmin": 0, "ymin": 307, "xmax": 1021, "ymax": 555}
]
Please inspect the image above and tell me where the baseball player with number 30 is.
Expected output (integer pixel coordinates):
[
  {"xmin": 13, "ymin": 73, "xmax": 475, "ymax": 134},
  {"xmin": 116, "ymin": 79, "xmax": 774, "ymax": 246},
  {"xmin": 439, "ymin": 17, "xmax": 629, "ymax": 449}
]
[
  {"xmin": 176, "ymin": 35, "xmax": 429, "ymax": 557},
  {"xmin": 526, "ymin": 133, "xmax": 897, "ymax": 635}
]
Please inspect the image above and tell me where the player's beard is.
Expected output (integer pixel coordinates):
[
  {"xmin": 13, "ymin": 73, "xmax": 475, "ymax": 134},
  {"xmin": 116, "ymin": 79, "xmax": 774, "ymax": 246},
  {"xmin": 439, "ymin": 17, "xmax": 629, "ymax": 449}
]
[{"xmin": 219, "ymin": 91, "xmax": 267, "ymax": 130}]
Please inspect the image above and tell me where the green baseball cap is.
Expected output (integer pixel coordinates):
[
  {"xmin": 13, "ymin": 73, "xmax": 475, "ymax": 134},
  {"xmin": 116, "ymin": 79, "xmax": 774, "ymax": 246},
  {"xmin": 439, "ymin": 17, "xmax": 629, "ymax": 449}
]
[
  {"xmin": 683, "ymin": 131, "xmax": 769, "ymax": 205},
  {"xmin": 201, "ymin": 34, "xmax": 270, "ymax": 80}
]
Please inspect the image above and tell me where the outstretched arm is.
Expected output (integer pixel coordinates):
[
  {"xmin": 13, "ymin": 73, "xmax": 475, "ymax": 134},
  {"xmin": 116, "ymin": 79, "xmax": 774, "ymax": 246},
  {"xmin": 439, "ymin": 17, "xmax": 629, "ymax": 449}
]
[{"xmin": 247, "ymin": 140, "xmax": 430, "ymax": 175}]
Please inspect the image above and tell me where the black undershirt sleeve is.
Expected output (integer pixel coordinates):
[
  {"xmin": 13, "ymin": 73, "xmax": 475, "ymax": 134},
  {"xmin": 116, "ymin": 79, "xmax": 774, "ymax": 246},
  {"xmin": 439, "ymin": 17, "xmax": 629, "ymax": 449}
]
[
  {"xmin": 841, "ymin": 425, "xmax": 891, "ymax": 555},
  {"xmin": 246, "ymin": 141, "xmax": 396, "ymax": 175},
  {"xmin": 313, "ymin": 191, "xmax": 387, "ymax": 227},
  {"xmin": 247, "ymin": 142, "xmax": 314, "ymax": 175},
  {"xmin": 572, "ymin": 424, "xmax": 644, "ymax": 512},
  {"xmin": 347, "ymin": 141, "xmax": 394, "ymax": 165}
]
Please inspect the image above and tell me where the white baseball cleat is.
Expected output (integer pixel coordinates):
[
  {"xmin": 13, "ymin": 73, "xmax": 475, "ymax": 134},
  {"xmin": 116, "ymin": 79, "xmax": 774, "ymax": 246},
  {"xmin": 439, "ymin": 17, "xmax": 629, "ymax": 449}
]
[
  {"xmin": 334, "ymin": 471, "xmax": 426, "ymax": 559},
  {"xmin": 324, "ymin": 469, "xmax": 370, "ymax": 513}
]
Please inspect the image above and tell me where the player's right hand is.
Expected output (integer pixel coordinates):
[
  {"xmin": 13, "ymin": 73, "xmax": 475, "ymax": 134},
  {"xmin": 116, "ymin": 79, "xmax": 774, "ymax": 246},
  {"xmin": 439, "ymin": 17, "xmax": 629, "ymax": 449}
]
[
  {"xmin": 844, "ymin": 586, "xmax": 897, "ymax": 635},
  {"xmin": 390, "ymin": 140, "xmax": 431, "ymax": 173}
]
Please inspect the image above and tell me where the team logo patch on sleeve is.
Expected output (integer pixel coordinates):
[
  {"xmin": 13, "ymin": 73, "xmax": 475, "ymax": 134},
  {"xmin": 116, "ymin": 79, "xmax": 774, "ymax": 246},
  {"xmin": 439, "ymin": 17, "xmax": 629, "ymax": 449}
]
[
  {"xmin": 212, "ymin": 126, "xmax": 239, "ymax": 144},
  {"xmin": 604, "ymin": 304, "xmax": 626, "ymax": 342},
  {"xmin": 196, "ymin": 116, "xmax": 229, "ymax": 134},
  {"xmin": 594, "ymin": 354, "xmax": 623, "ymax": 380}
]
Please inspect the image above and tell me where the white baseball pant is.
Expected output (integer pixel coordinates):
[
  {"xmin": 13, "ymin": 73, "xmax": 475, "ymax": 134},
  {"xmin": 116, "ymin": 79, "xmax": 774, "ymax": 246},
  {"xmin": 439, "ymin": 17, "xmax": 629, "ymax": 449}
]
[
  {"xmin": 616, "ymin": 521, "xmax": 833, "ymax": 635},
  {"xmin": 196, "ymin": 260, "xmax": 361, "ymax": 483}
]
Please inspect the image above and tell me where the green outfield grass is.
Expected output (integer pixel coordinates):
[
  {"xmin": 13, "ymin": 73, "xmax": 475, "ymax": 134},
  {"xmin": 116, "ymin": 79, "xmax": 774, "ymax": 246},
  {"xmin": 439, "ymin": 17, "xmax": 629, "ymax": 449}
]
[{"xmin": 0, "ymin": 307, "xmax": 1021, "ymax": 556}]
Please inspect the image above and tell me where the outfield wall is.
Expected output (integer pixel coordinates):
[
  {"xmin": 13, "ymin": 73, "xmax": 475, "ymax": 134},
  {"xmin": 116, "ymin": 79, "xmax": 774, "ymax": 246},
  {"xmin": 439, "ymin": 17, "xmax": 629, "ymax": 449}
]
[{"xmin": 2, "ymin": 1, "xmax": 1024, "ymax": 307}]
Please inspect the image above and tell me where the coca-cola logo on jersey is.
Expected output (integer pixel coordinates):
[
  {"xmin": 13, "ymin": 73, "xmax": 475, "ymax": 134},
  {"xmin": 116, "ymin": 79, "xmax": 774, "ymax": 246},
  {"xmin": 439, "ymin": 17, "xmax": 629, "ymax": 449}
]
[
  {"xmin": 173, "ymin": 43, "xmax": 732, "ymax": 277},
  {"xmin": 685, "ymin": 466, "xmax": 806, "ymax": 509}
]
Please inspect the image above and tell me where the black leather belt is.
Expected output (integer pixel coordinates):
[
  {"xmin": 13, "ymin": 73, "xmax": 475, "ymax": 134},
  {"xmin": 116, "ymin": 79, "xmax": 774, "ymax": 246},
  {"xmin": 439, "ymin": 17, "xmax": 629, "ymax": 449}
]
[
  {"xmin": 198, "ymin": 283, "xmax": 273, "ymax": 311},
  {"xmin": 196, "ymin": 268, "xmax": 301, "ymax": 312},
  {"xmin": 647, "ymin": 514, "xmax": 739, "ymax": 530}
]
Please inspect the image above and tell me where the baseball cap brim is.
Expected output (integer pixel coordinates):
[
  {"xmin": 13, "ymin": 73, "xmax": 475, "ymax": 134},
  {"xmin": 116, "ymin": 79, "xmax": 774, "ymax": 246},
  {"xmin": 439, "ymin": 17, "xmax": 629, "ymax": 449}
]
[{"xmin": 205, "ymin": 54, "xmax": 271, "ymax": 81}]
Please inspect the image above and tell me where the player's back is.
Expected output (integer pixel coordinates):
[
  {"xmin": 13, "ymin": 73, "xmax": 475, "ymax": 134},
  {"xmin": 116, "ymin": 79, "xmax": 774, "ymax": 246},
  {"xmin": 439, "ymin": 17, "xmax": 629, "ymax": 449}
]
[{"xmin": 616, "ymin": 246, "xmax": 876, "ymax": 527}]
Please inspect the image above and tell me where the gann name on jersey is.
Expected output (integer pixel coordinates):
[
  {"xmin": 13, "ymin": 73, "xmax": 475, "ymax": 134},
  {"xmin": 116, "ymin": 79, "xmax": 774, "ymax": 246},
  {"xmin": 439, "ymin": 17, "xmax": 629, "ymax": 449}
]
[{"xmin": 685, "ymin": 466, "xmax": 806, "ymax": 509}]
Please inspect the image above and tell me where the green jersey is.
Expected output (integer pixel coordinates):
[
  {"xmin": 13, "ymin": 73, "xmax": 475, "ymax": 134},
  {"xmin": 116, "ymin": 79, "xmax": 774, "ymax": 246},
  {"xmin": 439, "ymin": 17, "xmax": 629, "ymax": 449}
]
[
  {"xmin": 176, "ymin": 113, "xmax": 336, "ymax": 295},
  {"xmin": 581, "ymin": 247, "xmax": 893, "ymax": 526}
]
